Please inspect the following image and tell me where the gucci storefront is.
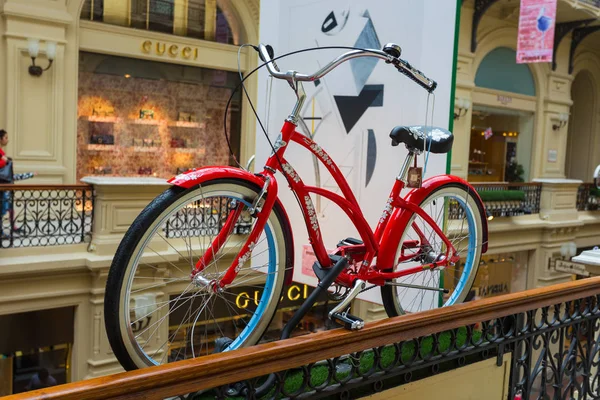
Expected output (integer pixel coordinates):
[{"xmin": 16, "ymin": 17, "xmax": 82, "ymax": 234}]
[{"xmin": 76, "ymin": 0, "xmax": 252, "ymax": 180}]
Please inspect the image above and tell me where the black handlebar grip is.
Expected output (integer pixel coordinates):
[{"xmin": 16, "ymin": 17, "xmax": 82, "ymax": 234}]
[{"xmin": 397, "ymin": 62, "xmax": 437, "ymax": 93}]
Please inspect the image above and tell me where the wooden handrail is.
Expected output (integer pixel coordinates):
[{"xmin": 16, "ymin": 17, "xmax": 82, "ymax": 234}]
[
  {"xmin": 6, "ymin": 276, "xmax": 600, "ymax": 400},
  {"xmin": 0, "ymin": 184, "xmax": 92, "ymax": 191},
  {"xmin": 471, "ymin": 182, "xmax": 542, "ymax": 187}
]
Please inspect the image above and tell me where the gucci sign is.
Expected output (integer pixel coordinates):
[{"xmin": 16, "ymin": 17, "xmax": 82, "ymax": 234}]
[{"xmin": 141, "ymin": 40, "xmax": 199, "ymax": 60}]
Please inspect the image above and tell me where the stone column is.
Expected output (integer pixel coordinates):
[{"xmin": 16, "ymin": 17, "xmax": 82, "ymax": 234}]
[{"xmin": 531, "ymin": 179, "xmax": 583, "ymax": 288}]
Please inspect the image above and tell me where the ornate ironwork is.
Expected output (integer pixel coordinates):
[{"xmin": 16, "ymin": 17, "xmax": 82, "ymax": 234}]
[
  {"xmin": 449, "ymin": 183, "xmax": 542, "ymax": 219},
  {"xmin": 172, "ymin": 294, "xmax": 600, "ymax": 400},
  {"xmin": 552, "ymin": 19, "xmax": 595, "ymax": 71},
  {"xmin": 164, "ymin": 196, "xmax": 254, "ymax": 238},
  {"xmin": 570, "ymin": 24, "xmax": 600, "ymax": 74},
  {"xmin": 577, "ymin": 183, "xmax": 600, "ymax": 211},
  {"xmin": 471, "ymin": 0, "xmax": 502, "ymax": 53},
  {"xmin": 0, "ymin": 186, "xmax": 94, "ymax": 248}
]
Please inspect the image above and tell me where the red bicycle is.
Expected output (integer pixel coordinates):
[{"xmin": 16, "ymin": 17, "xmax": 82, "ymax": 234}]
[{"xmin": 105, "ymin": 43, "xmax": 488, "ymax": 370}]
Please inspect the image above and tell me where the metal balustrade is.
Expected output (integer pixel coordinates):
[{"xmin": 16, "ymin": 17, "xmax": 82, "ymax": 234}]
[
  {"xmin": 6, "ymin": 276, "xmax": 600, "ymax": 400},
  {"xmin": 0, "ymin": 184, "xmax": 94, "ymax": 249},
  {"xmin": 449, "ymin": 182, "xmax": 542, "ymax": 219},
  {"xmin": 577, "ymin": 183, "xmax": 600, "ymax": 212}
]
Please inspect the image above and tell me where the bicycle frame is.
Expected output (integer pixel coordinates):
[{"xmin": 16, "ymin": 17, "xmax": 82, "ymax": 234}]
[
  {"xmin": 181, "ymin": 44, "xmax": 487, "ymax": 290},
  {"xmin": 190, "ymin": 118, "xmax": 463, "ymax": 290}
]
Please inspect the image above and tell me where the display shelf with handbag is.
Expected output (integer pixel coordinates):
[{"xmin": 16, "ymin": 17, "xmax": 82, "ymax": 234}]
[
  {"xmin": 90, "ymin": 134, "xmax": 115, "ymax": 145},
  {"xmin": 170, "ymin": 138, "xmax": 186, "ymax": 148},
  {"xmin": 138, "ymin": 167, "xmax": 153, "ymax": 175}
]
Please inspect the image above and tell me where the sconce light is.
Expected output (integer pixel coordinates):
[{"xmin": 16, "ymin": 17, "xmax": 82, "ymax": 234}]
[
  {"xmin": 552, "ymin": 113, "xmax": 569, "ymax": 131},
  {"xmin": 134, "ymin": 293, "xmax": 158, "ymax": 320},
  {"xmin": 27, "ymin": 38, "xmax": 57, "ymax": 77},
  {"xmin": 560, "ymin": 241, "xmax": 577, "ymax": 260},
  {"xmin": 454, "ymin": 98, "xmax": 471, "ymax": 120}
]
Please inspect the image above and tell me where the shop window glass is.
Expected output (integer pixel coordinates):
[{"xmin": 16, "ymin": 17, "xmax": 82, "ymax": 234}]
[
  {"xmin": 80, "ymin": 0, "xmax": 236, "ymax": 45},
  {"xmin": 468, "ymin": 107, "xmax": 534, "ymax": 183},
  {"xmin": 0, "ymin": 307, "xmax": 74, "ymax": 395},
  {"xmin": 80, "ymin": 0, "xmax": 104, "ymax": 22},
  {"xmin": 149, "ymin": 0, "xmax": 175, "ymax": 34},
  {"xmin": 77, "ymin": 52, "xmax": 242, "ymax": 180}
]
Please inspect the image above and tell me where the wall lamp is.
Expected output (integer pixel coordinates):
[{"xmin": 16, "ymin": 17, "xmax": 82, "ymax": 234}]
[
  {"xmin": 552, "ymin": 113, "xmax": 569, "ymax": 131},
  {"xmin": 27, "ymin": 38, "xmax": 57, "ymax": 77},
  {"xmin": 454, "ymin": 98, "xmax": 471, "ymax": 120},
  {"xmin": 560, "ymin": 241, "xmax": 577, "ymax": 260}
]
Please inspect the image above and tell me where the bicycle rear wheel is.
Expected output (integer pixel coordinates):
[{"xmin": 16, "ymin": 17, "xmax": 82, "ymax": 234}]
[
  {"xmin": 381, "ymin": 183, "xmax": 484, "ymax": 317},
  {"xmin": 105, "ymin": 179, "xmax": 291, "ymax": 370}
]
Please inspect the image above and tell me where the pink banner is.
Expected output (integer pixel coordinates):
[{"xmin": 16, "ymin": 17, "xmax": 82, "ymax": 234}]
[{"xmin": 516, "ymin": 0, "xmax": 557, "ymax": 64}]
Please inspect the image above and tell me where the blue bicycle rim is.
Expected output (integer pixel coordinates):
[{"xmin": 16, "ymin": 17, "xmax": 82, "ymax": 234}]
[{"xmin": 445, "ymin": 195, "xmax": 476, "ymax": 305}]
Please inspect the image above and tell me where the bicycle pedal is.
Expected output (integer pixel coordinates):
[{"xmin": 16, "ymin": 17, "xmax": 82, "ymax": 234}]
[
  {"xmin": 337, "ymin": 237, "xmax": 363, "ymax": 247},
  {"xmin": 330, "ymin": 312, "xmax": 364, "ymax": 330}
]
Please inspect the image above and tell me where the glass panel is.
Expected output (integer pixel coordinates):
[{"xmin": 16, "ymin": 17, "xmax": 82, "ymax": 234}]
[
  {"xmin": 130, "ymin": 0, "xmax": 147, "ymax": 29},
  {"xmin": 215, "ymin": 7, "xmax": 234, "ymax": 44},
  {"xmin": 80, "ymin": 0, "xmax": 237, "ymax": 44},
  {"xmin": 187, "ymin": 0, "xmax": 206, "ymax": 40},
  {"xmin": 149, "ymin": 0, "xmax": 175, "ymax": 34},
  {"xmin": 80, "ymin": 0, "xmax": 104, "ymax": 22},
  {"xmin": 475, "ymin": 47, "xmax": 536, "ymax": 96}
]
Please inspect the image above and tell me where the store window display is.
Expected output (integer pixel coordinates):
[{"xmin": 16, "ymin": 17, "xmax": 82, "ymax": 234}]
[
  {"xmin": 77, "ymin": 52, "xmax": 242, "ymax": 180},
  {"xmin": 468, "ymin": 109, "xmax": 534, "ymax": 183}
]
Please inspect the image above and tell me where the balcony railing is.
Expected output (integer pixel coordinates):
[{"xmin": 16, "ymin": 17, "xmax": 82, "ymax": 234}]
[
  {"xmin": 450, "ymin": 182, "xmax": 542, "ymax": 219},
  {"xmin": 473, "ymin": 182, "xmax": 542, "ymax": 217},
  {"xmin": 0, "ymin": 184, "xmax": 94, "ymax": 249},
  {"xmin": 8, "ymin": 276, "xmax": 600, "ymax": 400},
  {"xmin": 577, "ymin": 183, "xmax": 600, "ymax": 211},
  {"xmin": 578, "ymin": 0, "xmax": 600, "ymax": 7}
]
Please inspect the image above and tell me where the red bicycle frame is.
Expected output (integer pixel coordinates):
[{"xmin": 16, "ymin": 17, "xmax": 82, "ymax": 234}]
[
  {"xmin": 191, "ymin": 119, "xmax": 467, "ymax": 290},
  {"xmin": 173, "ymin": 43, "xmax": 491, "ymax": 293}
]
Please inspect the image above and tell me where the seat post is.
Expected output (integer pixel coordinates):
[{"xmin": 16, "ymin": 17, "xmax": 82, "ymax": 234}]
[{"xmin": 396, "ymin": 150, "xmax": 416, "ymax": 182}]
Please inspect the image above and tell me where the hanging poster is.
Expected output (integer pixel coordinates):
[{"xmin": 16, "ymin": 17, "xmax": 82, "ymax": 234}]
[{"xmin": 516, "ymin": 0, "xmax": 557, "ymax": 64}]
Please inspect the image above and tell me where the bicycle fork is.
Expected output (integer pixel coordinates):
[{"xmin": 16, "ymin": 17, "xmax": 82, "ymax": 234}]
[{"xmin": 191, "ymin": 173, "xmax": 279, "ymax": 290}]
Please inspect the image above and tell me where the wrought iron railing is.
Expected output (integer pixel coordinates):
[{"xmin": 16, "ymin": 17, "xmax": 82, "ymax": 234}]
[
  {"xmin": 9, "ymin": 277, "xmax": 600, "ymax": 400},
  {"xmin": 578, "ymin": 0, "xmax": 600, "ymax": 7},
  {"xmin": 165, "ymin": 197, "xmax": 253, "ymax": 238},
  {"xmin": 577, "ymin": 183, "xmax": 600, "ymax": 211},
  {"xmin": 473, "ymin": 182, "xmax": 542, "ymax": 217},
  {"xmin": 0, "ymin": 184, "xmax": 94, "ymax": 249},
  {"xmin": 450, "ymin": 182, "xmax": 542, "ymax": 219}
]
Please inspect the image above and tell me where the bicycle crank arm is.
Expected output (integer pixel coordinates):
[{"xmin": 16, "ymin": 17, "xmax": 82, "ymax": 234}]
[{"xmin": 385, "ymin": 282, "xmax": 449, "ymax": 293}]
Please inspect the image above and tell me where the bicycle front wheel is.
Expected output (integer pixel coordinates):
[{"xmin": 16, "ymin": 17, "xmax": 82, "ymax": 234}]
[
  {"xmin": 105, "ymin": 179, "xmax": 291, "ymax": 370},
  {"xmin": 381, "ymin": 183, "xmax": 484, "ymax": 317}
]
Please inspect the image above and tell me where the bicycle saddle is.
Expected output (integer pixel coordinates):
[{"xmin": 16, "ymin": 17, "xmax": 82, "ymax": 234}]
[{"xmin": 389, "ymin": 126, "xmax": 454, "ymax": 154}]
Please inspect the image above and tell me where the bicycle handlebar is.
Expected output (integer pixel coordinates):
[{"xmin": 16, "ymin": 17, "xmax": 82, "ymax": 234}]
[{"xmin": 256, "ymin": 43, "xmax": 437, "ymax": 93}]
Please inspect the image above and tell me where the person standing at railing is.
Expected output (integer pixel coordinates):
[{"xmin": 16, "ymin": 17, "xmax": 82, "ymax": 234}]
[{"xmin": 0, "ymin": 129, "xmax": 37, "ymax": 239}]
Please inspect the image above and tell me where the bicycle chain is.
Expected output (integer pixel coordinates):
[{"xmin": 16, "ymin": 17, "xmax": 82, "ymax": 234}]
[{"xmin": 360, "ymin": 284, "xmax": 379, "ymax": 294}]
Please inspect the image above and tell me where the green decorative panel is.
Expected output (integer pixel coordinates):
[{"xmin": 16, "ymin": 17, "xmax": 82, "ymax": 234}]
[{"xmin": 475, "ymin": 47, "xmax": 536, "ymax": 96}]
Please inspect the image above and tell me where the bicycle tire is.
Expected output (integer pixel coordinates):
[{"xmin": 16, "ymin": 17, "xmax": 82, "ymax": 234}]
[
  {"xmin": 381, "ymin": 182, "xmax": 484, "ymax": 317},
  {"xmin": 105, "ymin": 178, "xmax": 291, "ymax": 370}
]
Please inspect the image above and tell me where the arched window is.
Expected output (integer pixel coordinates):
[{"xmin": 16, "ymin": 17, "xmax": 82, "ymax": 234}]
[
  {"xmin": 475, "ymin": 47, "xmax": 536, "ymax": 96},
  {"xmin": 80, "ymin": 0, "xmax": 236, "ymax": 45}
]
